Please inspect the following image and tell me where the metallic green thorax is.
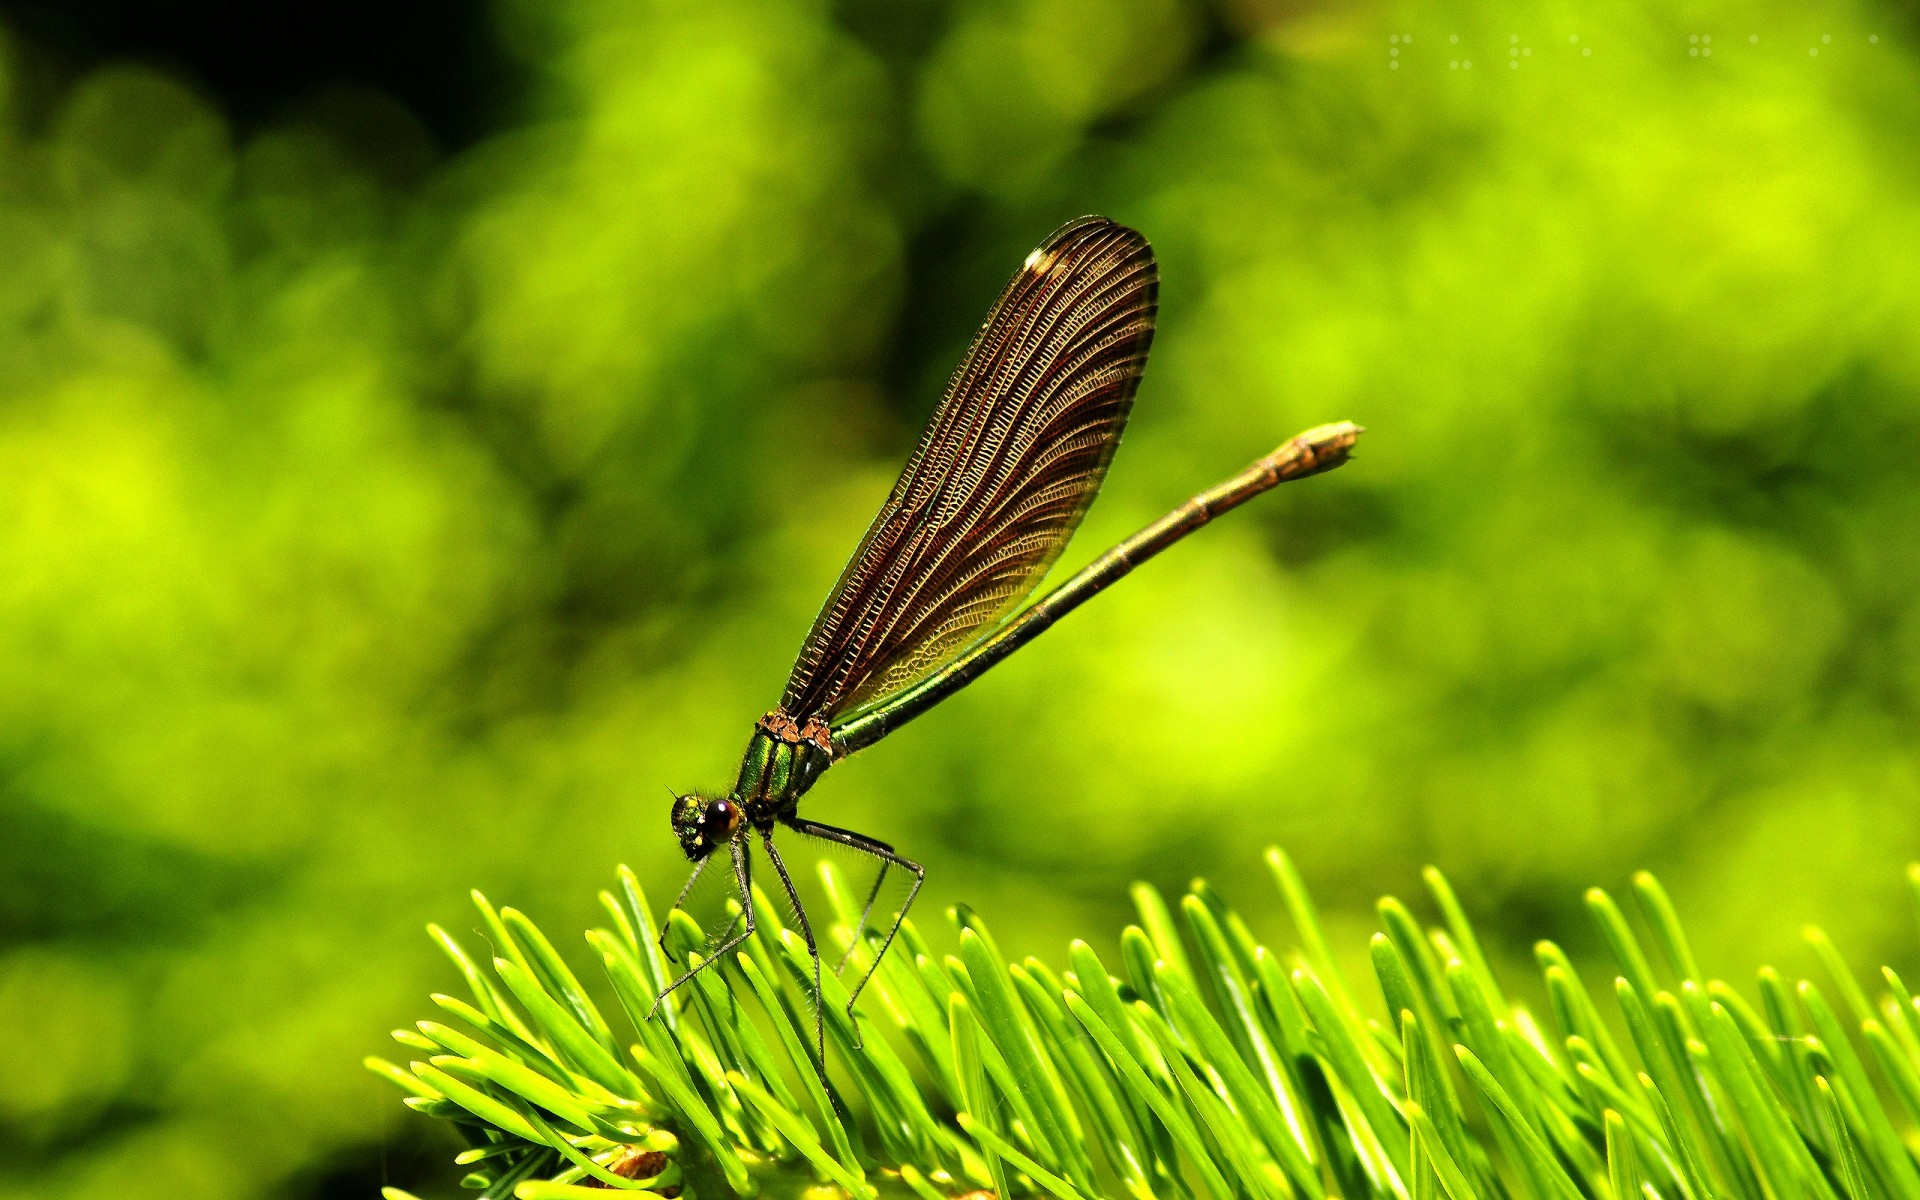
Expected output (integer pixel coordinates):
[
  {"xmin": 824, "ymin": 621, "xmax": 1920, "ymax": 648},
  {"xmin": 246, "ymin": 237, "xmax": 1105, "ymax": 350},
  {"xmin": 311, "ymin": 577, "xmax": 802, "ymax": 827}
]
[{"xmin": 733, "ymin": 724, "xmax": 830, "ymax": 823}]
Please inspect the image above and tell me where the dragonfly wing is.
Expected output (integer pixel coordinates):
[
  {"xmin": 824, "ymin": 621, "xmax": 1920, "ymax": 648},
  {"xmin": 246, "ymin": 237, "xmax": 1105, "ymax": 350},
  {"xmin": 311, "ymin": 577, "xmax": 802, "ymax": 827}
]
[{"xmin": 780, "ymin": 216, "xmax": 1158, "ymax": 725}]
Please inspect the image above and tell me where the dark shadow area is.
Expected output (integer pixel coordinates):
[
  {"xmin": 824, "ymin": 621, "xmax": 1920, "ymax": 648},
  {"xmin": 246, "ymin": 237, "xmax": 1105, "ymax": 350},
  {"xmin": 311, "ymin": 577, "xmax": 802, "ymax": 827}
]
[{"xmin": 0, "ymin": 0, "xmax": 522, "ymax": 148}]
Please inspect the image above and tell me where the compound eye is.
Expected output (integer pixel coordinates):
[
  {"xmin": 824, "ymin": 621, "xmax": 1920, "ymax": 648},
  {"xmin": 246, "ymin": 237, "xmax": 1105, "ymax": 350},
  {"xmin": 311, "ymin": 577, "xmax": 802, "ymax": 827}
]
[{"xmin": 701, "ymin": 799, "xmax": 739, "ymax": 844}]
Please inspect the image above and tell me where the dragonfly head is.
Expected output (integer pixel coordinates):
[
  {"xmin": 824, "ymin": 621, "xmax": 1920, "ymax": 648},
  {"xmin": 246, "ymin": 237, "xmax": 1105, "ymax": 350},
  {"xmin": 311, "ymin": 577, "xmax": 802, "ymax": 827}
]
[{"xmin": 671, "ymin": 791, "xmax": 744, "ymax": 861}]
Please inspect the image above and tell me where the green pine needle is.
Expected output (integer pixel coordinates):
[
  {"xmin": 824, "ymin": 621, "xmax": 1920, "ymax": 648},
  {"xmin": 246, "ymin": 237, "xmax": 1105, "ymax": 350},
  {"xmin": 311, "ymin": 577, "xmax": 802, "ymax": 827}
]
[{"xmin": 371, "ymin": 854, "xmax": 1920, "ymax": 1199}]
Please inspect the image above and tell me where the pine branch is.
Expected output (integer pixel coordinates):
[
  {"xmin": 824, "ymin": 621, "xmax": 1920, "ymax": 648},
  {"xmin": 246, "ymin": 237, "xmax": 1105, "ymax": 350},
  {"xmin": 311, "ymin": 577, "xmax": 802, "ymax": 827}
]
[{"xmin": 368, "ymin": 852, "xmax": 1920, "ymax": 1200}]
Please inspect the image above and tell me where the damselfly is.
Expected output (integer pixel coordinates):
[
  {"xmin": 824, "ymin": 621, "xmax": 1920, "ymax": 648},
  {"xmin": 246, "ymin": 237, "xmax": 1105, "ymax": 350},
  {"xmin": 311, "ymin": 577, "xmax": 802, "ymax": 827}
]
[{"xmin": 654, "ymin": 217, "xmax": 1361, "ymax": 1060}]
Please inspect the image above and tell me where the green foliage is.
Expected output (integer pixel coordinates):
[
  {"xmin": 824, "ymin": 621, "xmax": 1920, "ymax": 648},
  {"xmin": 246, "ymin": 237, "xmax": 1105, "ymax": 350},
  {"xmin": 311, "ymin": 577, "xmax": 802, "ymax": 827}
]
[{"xmin": 374, "ymin": 851, "xmax": 1920, "ymax": 1199}]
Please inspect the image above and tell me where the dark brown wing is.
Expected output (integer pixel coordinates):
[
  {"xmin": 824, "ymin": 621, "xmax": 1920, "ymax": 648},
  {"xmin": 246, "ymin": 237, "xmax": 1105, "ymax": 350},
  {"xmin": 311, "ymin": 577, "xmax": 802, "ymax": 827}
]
[{"xmin": 781, "ymin": 216, "xmax": 1158, "ymax": 724}]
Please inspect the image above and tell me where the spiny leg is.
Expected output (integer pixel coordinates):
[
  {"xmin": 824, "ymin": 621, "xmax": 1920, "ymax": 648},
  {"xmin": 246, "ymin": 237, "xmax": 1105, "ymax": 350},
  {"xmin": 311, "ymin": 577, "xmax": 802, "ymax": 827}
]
[
  {"xmin": 658, "ymin": 854, "xmax": 711, "ymax": 957},
  {"xmin": 701, "ymin": 906, "xmax": 747, "ymax": 958},
  {"xmin": 784, "ymin": 817, "xmax": 925, "ymax": 1043},
  {"xmin": 760, "ymin": 830, "xmax": 826, "ymax": 1070},
  {"xmin": 646, "ymin": 840, "xmax": 753, "ymax": 1021},
  {"xmin": 663, "ymin": 845, "xmax": 748, "ymax": 961},
  {"xmin": 836, "ymin": 858, "xmax": 891, "ymax": 975}
]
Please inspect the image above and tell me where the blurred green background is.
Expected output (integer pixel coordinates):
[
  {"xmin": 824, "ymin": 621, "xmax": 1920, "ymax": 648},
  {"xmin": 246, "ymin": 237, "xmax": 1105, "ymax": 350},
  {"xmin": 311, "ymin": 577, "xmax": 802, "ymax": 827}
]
[{"xmin": 2, "ymin": 0, "xmax": 1918, "ymax": 1195}]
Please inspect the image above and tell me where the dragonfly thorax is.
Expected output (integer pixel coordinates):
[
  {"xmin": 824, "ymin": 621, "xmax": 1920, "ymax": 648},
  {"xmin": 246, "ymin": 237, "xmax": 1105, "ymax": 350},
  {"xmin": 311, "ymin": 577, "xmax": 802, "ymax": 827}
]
[{"xmin": 733, "ymin": 714, "xmax": 832, "ymax": 820}]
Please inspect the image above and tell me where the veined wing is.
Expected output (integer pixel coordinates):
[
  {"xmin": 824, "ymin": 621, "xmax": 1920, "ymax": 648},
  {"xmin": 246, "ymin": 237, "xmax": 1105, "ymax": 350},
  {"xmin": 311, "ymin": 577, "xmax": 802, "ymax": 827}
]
[{"xmin": 780, "ymin": 216, "xmax": 1158, "ymax": 726}]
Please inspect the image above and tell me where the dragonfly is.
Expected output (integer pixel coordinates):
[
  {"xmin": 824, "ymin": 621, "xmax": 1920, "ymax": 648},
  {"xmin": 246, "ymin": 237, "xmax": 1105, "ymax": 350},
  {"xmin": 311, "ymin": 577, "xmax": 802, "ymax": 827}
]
[{"xmin": 653, "ymin": 216, "xmax": 1361, "ymax": 1061}]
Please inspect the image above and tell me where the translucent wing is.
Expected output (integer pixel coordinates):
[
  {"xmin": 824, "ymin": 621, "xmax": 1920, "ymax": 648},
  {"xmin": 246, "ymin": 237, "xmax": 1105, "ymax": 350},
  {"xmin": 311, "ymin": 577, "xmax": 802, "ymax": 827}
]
[{"xmin": 781, "ymin": 217, "xmax": 1158, "ymax": 725}]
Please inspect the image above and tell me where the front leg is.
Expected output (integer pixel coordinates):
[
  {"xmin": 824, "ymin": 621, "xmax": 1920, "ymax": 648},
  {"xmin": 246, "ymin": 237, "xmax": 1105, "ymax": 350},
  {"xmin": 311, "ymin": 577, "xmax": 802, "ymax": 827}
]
[
  {"xmin": 658, "ymin": 854, "xmax": 713, "ymax": 958},
  {"xmin": 647, "ymin": 840, "xmax": 753, "ymax": 1020}
]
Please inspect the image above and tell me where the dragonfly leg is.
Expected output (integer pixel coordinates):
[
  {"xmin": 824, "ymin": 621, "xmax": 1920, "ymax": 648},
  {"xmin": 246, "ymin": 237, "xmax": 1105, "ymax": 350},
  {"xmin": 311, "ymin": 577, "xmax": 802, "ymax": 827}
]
[
  {"xmin": 646, "ymin": 840, "xmax": 752, "ymax": 1021},
  {"xmin": 784, "ymin": 817, "xmax": 925, "ymax": 1045},
  {"xmin": 835, "ymin": 859, "xmax": 891, "ymax": 976},
  {"xmin": 658, "ymin": 854, "xmax": 712, "ymax": 956},
  {"xmin": 760, "ymin": 830, "xmax": 826, "ymax": 1069}
]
